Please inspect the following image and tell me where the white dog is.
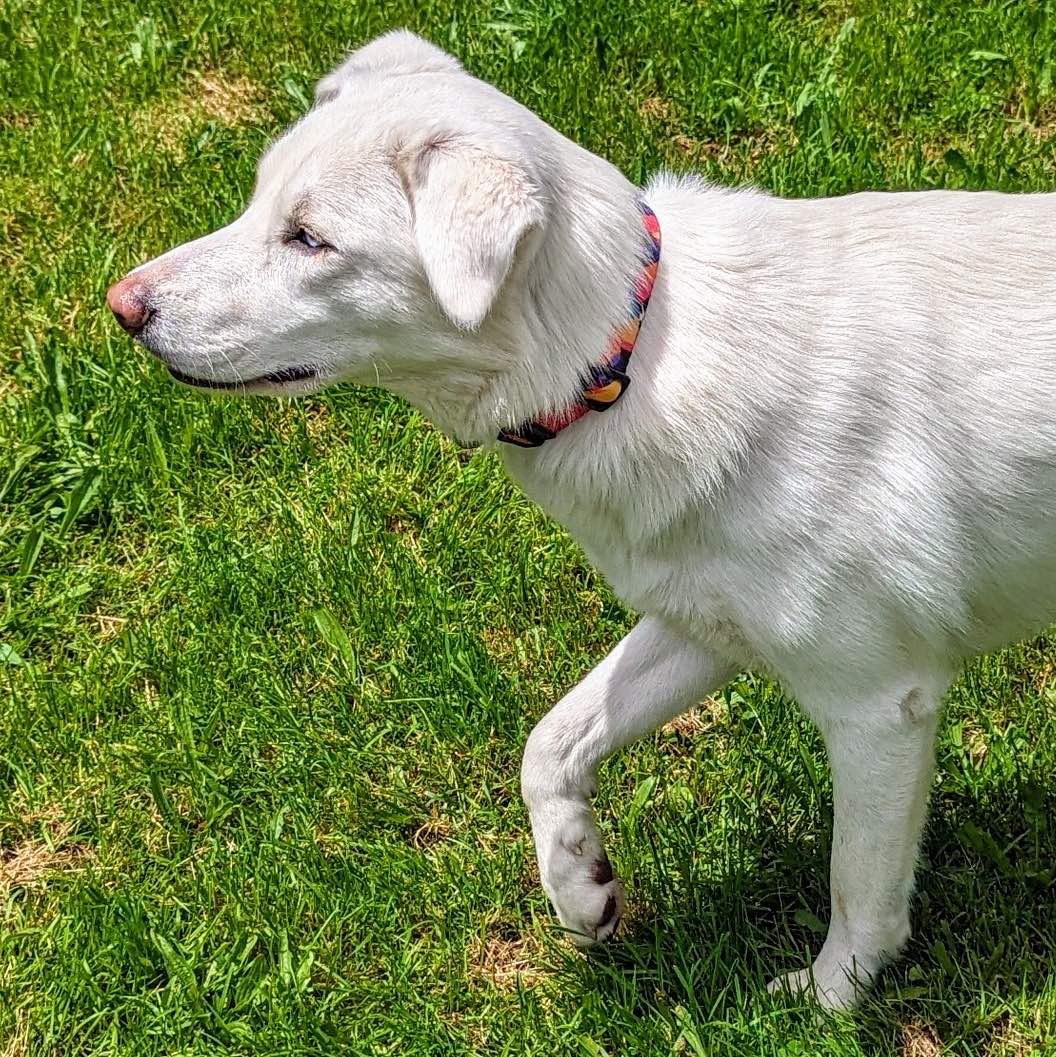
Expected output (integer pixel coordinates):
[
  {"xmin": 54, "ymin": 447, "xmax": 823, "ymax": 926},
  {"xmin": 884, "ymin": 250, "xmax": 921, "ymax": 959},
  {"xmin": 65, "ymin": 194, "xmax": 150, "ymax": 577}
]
[{"xmin": 107, "ymin": 31, "xmax": 1056, "ymax": 1009}]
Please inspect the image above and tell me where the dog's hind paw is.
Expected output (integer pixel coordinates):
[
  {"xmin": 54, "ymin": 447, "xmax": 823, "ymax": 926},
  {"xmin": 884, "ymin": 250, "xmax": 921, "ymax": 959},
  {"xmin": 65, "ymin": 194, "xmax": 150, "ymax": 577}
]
[{"xmin": 766, "ymin": 956, "xmax": 871, "ymax": 1012}]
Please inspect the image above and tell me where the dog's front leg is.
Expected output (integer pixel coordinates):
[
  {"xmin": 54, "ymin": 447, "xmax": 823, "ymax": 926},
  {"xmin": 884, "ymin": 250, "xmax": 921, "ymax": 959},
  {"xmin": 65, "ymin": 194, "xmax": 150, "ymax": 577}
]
[
  {"xmin": 521, "ymin": 616, "xmax": 736, "ymax": 944},
  {"xmin": 769, "ymin": 686, "xmax": 944, "ymax": 1009}
]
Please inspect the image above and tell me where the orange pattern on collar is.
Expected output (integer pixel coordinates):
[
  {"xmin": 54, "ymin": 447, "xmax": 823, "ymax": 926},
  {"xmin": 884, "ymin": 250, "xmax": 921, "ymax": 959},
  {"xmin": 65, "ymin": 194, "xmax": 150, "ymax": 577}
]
[{"xmin": 497, "ymin": 203, "xmax": 661, "ymax": 448}]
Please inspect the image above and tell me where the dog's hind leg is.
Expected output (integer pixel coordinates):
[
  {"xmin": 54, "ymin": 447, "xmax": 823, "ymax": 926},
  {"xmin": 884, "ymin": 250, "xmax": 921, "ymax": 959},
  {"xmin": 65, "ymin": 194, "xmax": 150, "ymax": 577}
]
[
  {"xmin": 521, "ymin": 617, "xmax": 736, "ymax": 945},
  {"xmin": 768, "ymin": 681, "xmax": 945, "ymax": 1010}
]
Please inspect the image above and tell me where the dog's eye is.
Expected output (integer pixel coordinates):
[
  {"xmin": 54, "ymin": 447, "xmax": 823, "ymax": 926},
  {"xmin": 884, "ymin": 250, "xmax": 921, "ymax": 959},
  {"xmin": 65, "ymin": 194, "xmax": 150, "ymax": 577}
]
[{"xmin": 289, "ymin": 227, "xmax": 329, "ymax": 253}]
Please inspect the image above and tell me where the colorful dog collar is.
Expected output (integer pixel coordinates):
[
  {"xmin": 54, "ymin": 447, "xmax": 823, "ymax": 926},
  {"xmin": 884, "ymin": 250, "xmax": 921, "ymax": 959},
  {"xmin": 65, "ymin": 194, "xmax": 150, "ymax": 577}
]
[{"xmin": 497, "ymin": 203, "xmax": 661, "ymax": 448}]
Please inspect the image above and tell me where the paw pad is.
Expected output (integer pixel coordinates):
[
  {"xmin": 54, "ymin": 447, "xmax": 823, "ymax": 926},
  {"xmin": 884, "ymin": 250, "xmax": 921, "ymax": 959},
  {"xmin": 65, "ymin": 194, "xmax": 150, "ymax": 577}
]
[{"xmin": 591, "ymin": 857, "xmax": 614, "ymax": 885}]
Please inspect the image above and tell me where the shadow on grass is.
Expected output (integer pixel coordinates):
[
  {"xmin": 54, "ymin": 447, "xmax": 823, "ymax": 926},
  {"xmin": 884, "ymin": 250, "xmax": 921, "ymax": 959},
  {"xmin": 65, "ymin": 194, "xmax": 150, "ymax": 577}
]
[{"xmin": 544, "ymin": 768, "xmax": 1056, "ymax": 1052}]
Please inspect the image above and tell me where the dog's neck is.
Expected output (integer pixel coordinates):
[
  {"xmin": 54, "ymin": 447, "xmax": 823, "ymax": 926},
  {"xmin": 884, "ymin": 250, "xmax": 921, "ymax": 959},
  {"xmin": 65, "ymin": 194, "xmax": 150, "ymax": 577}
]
[{"xmin": 378, "ymin": 146, "xmax": 647, "ymax": 446}]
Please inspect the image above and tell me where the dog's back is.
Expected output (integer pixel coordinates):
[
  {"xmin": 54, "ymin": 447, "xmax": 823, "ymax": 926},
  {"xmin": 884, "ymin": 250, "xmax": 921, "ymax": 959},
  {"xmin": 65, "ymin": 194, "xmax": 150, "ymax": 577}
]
[{"xmin": 505, "ymin": 181, "xmax": 1056, "ymax": 689}]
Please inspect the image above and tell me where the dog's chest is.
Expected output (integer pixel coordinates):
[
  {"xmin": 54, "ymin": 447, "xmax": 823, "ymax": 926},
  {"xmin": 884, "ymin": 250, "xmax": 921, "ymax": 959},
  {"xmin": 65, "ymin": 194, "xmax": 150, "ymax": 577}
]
[{"xmin": 504, "ymin": 454, "xmax": 754, "ymax": 657}]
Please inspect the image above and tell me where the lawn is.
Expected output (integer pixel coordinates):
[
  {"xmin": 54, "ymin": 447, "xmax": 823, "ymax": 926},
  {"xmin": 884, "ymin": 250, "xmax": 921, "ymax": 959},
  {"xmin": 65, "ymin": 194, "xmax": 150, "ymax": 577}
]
[{"xmin": 2, "ymin": 0, "xmax": 1056, "ymax": 1053}]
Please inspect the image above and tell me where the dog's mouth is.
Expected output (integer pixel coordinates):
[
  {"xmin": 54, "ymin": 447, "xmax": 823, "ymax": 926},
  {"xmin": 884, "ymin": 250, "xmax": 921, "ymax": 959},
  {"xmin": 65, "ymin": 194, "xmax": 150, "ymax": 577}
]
[{"xmin": 167, "ymin": 365, "xmax": 318, "ymax": 390}]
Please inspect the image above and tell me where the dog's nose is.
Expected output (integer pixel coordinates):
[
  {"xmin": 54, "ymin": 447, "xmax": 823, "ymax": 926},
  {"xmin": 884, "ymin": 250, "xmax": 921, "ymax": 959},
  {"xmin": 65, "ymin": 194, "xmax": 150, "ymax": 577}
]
[{"xmin": 107, "ymin": 275, "xmax": 152, "ymax": 334}]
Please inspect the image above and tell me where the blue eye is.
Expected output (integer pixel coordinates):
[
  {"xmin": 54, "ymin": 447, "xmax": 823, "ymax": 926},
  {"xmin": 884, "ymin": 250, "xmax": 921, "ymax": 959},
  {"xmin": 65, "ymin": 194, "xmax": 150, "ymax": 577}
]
[{"xmin": 290, "ymin": 227, "xmax": 328, "ymax": 252}]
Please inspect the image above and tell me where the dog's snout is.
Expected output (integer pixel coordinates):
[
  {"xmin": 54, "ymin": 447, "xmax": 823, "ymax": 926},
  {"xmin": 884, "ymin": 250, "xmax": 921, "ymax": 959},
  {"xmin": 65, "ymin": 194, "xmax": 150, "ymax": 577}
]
[{"xmin": 107, "ymin": 275, "xmax": 153, "ymax": 334}]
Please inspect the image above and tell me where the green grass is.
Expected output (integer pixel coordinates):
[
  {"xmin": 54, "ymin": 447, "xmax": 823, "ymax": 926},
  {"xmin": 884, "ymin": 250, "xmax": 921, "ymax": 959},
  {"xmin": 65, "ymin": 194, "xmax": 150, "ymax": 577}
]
[{"xmin": 2, "ymin": 0, "xmax": 1056, "ymax": 1053}]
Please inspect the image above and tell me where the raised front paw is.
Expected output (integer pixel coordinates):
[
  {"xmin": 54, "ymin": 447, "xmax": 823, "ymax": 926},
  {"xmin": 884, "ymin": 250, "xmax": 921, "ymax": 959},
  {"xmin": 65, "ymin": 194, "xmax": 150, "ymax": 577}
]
[{"xmin": 542, "ymin": 835, "xmax": 625, "ymax": 946}]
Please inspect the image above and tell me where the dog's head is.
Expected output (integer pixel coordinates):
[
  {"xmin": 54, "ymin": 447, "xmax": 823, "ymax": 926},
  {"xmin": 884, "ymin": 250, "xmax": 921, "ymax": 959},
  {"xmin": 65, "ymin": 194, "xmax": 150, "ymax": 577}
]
[{"xmin": 107, "ymin": 32, "xmax": 548, "ymax": 401}]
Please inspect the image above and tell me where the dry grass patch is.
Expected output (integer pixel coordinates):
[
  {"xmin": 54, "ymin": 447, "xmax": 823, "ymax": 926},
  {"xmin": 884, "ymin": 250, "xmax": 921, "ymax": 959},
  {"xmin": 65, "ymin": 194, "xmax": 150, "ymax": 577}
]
[
  {"xmin": 385, "ymin": 515, "xmax": 429, "ymax": 569},
  {"xmin": 0, "ymin": 1005, "xmax": 30, "ymax": 1057},
  {"xmin": 662, "ymin": 696, "xmax": 727, "ymax": 739},
  {"xmin": 901, "ymin": 1021, "xmax": 944, "ymax": 1057},
  {"xmin": 303, "ymin": 403, "xmax": 334, "ymax": 441},
  {"xmin": 89, "ymin": 612, "xmax": 127, "ymax": 639},
  {"xmin": 193, "ymin": 73, "xmax": 264, "ymax": 125},
  {"xmin": 961, "ymin": 721, "xmax": 991, "ymax": 765},
  {"xmin": 410, "ymin": 810, "xmax": 451, "ymax": 849},
  {"xmin": 671, "ymin": 127, "xmax": 793, "ymax": 168},
  {"xmin": 0, "ymin": 372, "xmax": 23, "ymax": 405},
  {"xmin": 0, "ymin": 809, "xmax": 90, "ymax": 892},
  {"xmin": 0, "ymin": 109, "xmax": 33, "ymax": 132},
  {"xmin": 639, "ymin": 95, "xmax": 672, "ymax": 122},
  {"xmin": 479, "ymin": 625, "xmax": 560, "ymax": 685},
  {"xmin": 985, "ymin": 1009, "xmax": 1053, "ymax": 1057},
  {"xmin": 468, "ymin": 924, "xmax": 548, "ymax": 991},
  {"xmin": 672, "ymin": 133, "xmax": 726, "ymax": 161},
  {"xmin": 480, "ymin": 625, "xmax": 522, "ymax": 671},
  {"xmin": 1031, "ymin": 659, "xmax": 1055, "ymax": 692},
  {"xmin": 133, "ymin": 71, "xmax": 266, "ymax": 158},
  {"xmin": 0, "ymin": 179, "xmax": 59, "ymax": 266},
  {"xmin": 637, "ymin": 85, "xmax": 791, "ymax": 168},
  {"xmin": 1003, "ymin": 93, "xmax": 1056, "ymax": 141}
]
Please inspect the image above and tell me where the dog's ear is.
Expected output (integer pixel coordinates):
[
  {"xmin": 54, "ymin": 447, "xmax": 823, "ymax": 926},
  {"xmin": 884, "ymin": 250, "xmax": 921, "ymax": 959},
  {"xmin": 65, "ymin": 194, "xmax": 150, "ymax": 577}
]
[
  {"xmin": 399, "ymin": 138, "xmax": 543, "ymax": 330},
  {"xmin": 315, "ymin": 31, "xmax": 462, "ymax": 105}
]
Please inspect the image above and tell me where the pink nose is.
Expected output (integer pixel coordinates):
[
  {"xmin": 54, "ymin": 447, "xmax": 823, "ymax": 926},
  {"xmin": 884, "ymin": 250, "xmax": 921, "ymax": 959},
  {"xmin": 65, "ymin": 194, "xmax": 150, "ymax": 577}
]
[{"xmin": 107, "ymin": 275, "xmax": 152, "ymax": 334}]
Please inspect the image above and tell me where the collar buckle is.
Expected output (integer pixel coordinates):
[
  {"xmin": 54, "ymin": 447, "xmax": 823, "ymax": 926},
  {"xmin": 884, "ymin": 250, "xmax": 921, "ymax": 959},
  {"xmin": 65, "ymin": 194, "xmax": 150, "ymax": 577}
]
[{"xmin": 582, "ymin": 368, "xmax": 630, "ymax": 412}]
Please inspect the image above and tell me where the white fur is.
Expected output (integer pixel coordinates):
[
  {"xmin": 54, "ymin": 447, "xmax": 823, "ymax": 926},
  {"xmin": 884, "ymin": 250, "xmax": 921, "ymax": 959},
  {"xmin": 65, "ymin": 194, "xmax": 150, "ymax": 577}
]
[{"xmin": 115, "ymin": 31, "xmax": 1056, "ymax": 1009}]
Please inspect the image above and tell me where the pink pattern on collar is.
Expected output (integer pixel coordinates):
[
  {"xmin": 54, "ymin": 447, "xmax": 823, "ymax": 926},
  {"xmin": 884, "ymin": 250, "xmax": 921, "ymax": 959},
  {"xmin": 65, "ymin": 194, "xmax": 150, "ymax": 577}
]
[{"xmin": 497, "ymin": 203, "xmax": 661, "ymax": 448}]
